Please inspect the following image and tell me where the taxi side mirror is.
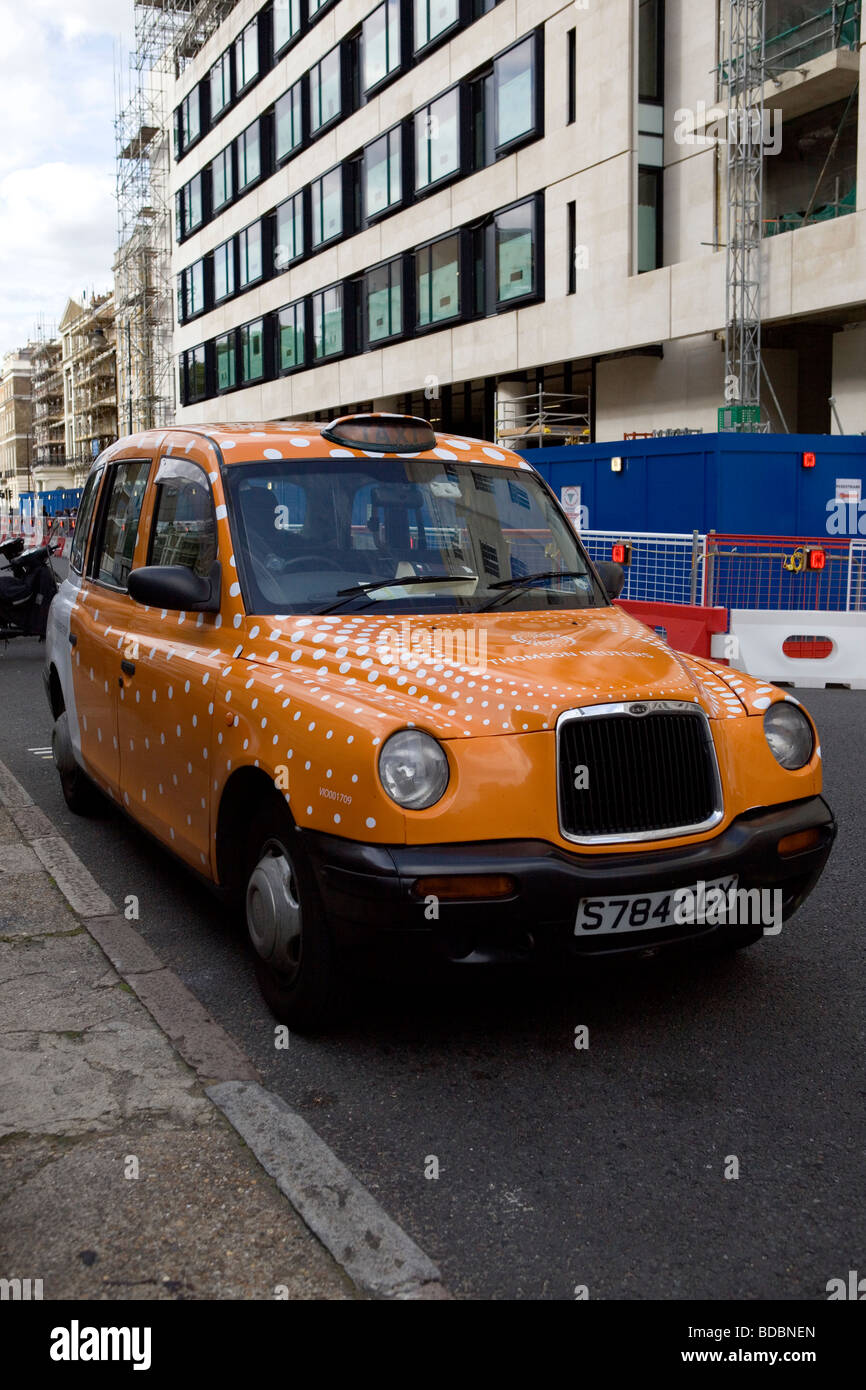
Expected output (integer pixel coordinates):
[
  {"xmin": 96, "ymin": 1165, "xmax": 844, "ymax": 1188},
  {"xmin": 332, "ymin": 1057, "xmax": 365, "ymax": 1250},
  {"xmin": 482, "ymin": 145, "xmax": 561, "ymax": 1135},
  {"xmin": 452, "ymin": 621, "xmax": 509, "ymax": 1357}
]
[
  {"xmin": 128, "ymin": 561, "xmax": 221, "ymax": 613},
  {"xmin": 595, "ymin": 561, "xmax": 625, "ymax": 601}
]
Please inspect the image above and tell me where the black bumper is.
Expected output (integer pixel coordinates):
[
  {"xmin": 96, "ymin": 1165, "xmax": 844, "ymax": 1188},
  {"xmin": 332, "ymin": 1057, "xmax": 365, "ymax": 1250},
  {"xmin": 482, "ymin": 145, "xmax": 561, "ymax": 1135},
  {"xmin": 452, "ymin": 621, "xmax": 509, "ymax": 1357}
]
[{"xmin": 300, "ymin": 795, "xmax": 836, "ymax": 964}]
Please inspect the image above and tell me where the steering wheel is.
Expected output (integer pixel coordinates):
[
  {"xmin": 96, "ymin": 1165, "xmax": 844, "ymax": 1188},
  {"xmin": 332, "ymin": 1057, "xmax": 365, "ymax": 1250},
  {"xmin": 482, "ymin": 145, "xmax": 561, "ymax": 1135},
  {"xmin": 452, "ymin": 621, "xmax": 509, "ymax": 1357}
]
[{"xmin": 278, "ymin": 554, "xmax": 345, "ymax": 572}]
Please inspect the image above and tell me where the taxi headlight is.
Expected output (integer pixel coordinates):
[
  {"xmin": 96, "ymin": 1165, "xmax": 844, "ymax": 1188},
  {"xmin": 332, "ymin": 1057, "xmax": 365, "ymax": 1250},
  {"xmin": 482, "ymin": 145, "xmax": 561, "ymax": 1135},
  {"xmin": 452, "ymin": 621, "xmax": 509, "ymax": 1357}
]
[
  {"xmin": 378, "ymin": 730, "xmax": 449, "ymax": 810},
  {"xmin": 763, "ymin": 702, "xmax": 814, "ymax": 770}
]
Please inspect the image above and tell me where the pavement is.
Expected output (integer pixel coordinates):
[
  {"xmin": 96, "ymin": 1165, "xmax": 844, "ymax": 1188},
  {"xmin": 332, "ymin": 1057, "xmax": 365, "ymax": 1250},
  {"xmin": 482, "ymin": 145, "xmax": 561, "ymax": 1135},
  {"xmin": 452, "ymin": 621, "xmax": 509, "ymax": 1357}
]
[{"xmin": 0, "ymin": 758, "xmax": 447, "ymax": 1301}]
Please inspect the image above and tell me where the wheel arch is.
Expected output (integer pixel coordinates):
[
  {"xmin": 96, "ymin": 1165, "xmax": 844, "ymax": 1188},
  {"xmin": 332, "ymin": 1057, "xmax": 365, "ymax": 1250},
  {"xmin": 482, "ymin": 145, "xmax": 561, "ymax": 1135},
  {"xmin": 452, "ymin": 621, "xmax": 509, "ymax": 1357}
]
[
  {"xmin": 215, "ymin": 765, "xmax": 295, "ymax": 897},
  {"xmin": 47, "ymin": 663, "xmax": 65, "ymax": 719}
]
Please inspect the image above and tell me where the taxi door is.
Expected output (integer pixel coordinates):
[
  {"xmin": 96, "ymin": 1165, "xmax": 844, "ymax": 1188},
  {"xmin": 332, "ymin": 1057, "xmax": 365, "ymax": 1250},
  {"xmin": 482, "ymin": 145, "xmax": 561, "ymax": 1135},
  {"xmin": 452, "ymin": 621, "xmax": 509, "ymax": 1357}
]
[
  {"xmin": 116, "ymin": 450, "xmax": 223, "ymax": 874},
  {"xmin": 69, "ymin": 456, "xmax": 152, "ymax": 798}
]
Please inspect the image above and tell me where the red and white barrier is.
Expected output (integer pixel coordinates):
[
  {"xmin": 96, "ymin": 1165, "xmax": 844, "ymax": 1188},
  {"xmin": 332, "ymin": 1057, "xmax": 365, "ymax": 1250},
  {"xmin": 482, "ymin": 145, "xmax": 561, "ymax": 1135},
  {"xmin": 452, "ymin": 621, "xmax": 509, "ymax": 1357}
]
[
  {"xmin": 728, "ymin": 610, "xmax": 866, "ymax": 690},
  {"xmin": 619, "ymin": 600, "xmax": 729, "ymax": 659}
]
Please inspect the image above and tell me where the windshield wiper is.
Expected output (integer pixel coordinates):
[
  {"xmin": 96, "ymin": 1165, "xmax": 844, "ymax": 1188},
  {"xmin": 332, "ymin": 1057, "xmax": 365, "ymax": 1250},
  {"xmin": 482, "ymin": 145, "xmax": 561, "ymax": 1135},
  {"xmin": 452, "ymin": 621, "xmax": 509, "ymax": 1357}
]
[
  {"xmin": 480, "ymin": 571, "xmax": 591, "ymax": 612},
  {"xmin": 315, "ymin": 573, "xmax": 478, "ymax": 615}
]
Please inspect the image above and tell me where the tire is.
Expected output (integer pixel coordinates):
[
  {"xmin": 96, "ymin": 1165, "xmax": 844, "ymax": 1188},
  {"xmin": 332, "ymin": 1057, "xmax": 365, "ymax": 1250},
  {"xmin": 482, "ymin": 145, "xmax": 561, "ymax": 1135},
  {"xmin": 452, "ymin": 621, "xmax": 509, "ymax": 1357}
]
[
  {"xmin": 52, "ymin": 711, "xmax": 103, "ymax": 816},
  {"xmin": 244, "ymin": 797, "xmax": 339, "ymax": 1032}
]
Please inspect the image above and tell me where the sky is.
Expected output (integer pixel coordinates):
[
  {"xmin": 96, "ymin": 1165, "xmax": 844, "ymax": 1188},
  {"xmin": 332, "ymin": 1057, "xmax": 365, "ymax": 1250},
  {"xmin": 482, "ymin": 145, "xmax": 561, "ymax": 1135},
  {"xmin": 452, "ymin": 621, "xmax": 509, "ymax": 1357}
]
[{"xmin": 0, "ymin": 0, "xmax": 136, "ymax": 357}]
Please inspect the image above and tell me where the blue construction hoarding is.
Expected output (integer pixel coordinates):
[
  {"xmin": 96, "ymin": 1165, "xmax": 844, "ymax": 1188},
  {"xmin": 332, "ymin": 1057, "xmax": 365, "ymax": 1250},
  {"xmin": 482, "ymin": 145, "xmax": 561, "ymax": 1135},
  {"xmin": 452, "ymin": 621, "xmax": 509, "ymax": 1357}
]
[{"xmin": 524, "ymin": 434, "xmax": 866, "ymax": 537}]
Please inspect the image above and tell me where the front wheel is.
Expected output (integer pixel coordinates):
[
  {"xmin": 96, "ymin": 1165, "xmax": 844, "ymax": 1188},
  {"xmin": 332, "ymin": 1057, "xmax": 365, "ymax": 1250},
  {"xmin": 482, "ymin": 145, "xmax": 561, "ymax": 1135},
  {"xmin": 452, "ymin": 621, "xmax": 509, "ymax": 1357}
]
[{"xmin": 244, "ymin": 800, "xmax": 339, "ymax": 1032}]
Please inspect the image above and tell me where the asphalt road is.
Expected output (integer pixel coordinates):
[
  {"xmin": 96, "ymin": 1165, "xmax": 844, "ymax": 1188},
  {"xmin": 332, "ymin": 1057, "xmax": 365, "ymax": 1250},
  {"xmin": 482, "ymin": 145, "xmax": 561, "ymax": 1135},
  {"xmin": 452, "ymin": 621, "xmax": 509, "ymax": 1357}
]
[{"xmin": 1, "ymin": 636, "xmax": 864, "ymax": 1301}]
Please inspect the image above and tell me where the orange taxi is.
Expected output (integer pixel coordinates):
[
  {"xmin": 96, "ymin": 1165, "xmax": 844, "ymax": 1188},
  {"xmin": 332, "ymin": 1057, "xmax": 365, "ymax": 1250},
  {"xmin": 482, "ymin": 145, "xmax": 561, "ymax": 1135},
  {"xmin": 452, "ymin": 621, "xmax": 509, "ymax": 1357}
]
[{"xmin": 45, "ymin": 415, "xmax": 836, "ymax": 1028}]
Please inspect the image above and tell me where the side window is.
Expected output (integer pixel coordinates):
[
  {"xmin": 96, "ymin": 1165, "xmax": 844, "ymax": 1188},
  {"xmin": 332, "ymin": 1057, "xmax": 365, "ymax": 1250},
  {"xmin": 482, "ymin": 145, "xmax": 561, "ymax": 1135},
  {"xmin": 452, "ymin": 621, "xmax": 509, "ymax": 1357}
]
[
  {"xmin": 93, "ymin": 461, "xmax": 150, "ymax": 589},
  {"xmin": 149, "ymin": 462, "xmax": 218, "ymax": 578},
  {"xmin": 69, "ymin": 465, "xmax": 103, "ymax": 575}
]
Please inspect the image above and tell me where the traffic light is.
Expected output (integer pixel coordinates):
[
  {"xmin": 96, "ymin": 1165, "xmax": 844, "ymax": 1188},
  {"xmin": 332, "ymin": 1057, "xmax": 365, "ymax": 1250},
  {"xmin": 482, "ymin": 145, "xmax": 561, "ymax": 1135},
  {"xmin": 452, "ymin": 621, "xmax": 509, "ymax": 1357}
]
[
  {"xmin": 802, "ymin": 452, "xmax": 816, "ymax": 469},
  {"xmin": 612, "ymin": 543, "xmax": 633, "ymax": 566}
]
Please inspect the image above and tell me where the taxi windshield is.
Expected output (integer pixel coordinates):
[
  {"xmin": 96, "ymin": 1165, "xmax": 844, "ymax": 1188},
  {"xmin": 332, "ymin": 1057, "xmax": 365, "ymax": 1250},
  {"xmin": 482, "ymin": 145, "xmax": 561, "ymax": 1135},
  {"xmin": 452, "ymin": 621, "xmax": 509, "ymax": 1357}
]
[{"xmin": 223, "ymin": 456, "xmax": 606, "ymax": 615}]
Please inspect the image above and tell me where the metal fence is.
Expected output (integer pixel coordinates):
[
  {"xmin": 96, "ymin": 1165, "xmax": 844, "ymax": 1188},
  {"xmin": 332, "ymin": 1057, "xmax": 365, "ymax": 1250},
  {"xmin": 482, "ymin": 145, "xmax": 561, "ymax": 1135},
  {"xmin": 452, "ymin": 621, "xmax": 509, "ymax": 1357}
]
[
  {"xmin": 764, "ymin": 1, "xmax": 861, "ymax": 73},
  {"xmin": 581, "ymin": 528, "xmax": 866, "ymax": 613},
  {"xmin": 0, "ymin": 510, "xmax": 75, "ymax": 553},
  {"xmin": 703, "ymin": 533, "xmax": 854, "ymax": 612},
  {"xmin": 580, "ymin": 530, "xmax": 705, "ymax": 606},
  {"xmin": 847, "ymin": 540, "xmax": 866, "ymax": 612}
]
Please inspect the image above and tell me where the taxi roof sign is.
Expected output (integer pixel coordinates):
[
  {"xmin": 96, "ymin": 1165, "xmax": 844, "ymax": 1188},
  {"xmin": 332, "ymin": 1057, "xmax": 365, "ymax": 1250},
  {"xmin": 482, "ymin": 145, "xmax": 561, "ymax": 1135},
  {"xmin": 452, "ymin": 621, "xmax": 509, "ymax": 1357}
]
[{"xmin": 322, "ymin": 414, "xmax": 437, "ymax": 454}]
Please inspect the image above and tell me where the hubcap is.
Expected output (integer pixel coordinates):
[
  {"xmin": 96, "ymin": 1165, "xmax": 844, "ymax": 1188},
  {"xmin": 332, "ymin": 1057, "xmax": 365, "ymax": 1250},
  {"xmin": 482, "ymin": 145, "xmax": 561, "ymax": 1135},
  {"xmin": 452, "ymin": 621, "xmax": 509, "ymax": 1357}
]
[{"xmin": 246, "ymin": 839, "xmax": 303, "ymax": 980}]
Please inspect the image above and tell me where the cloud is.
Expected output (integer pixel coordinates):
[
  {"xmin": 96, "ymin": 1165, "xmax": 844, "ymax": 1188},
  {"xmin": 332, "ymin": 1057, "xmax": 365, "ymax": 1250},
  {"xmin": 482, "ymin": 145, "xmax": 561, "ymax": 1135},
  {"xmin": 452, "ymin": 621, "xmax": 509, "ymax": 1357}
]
[
  {"xmin": 0, "ymin": 164, "xmax": 116, "ymax": 348},
  {"xmin": 0, "ymin": 0, "xmax": 137, "ymax": 351}
]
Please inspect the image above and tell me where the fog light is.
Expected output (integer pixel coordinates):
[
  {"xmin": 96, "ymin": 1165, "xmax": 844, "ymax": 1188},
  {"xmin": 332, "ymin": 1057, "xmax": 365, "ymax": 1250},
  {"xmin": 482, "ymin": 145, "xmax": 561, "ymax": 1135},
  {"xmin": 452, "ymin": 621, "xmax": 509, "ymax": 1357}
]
[
  {"xmin": 412, "ymin": 875, "xmax": 517, "ymax": 900},
  {"xmin": 778, "ymin": 829, "xmax": 821, "ymax": 857}
]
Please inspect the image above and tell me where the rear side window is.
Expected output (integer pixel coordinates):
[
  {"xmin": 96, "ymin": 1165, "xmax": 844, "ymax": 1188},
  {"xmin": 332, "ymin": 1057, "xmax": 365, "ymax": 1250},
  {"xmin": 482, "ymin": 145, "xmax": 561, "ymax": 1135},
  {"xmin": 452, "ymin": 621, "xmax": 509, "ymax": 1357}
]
[
  {"xmin": 149, "ymin": 460, "xmax": 218, "ymax": 578},
  {"xmin": 94, "ymin": 461, "xmax": 151, "ymax": 589},
  {"xmin": 69, "ymin": 465, "xmax": 104, "ymax": 575}
]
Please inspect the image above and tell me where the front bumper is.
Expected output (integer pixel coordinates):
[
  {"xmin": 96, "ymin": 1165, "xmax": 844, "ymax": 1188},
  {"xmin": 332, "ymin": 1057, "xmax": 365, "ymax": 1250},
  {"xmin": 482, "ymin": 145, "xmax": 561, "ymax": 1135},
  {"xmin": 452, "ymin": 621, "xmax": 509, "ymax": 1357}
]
[{"xmin": 300, "ymin": 796, "xmax": 836, "ymax": 964}]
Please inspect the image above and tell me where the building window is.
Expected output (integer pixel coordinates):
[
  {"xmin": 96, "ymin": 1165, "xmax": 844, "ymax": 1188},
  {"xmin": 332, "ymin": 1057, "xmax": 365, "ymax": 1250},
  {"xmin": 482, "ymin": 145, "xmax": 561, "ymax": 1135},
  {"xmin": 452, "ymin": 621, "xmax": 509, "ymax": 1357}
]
[
  {"xmin": 639, "ymin": 0, "xmax": 663, "ymax": 101},
  {"xmin": 638, "ymin": 168, "xmax": 662, "ymax": 272},
  {"xmin": 235, "ymin": 19, "xmax": 259, "ymax": 91},
  {"xmin": 241, "ymin": 320, "xmax": 265, "ymax": 383},
  {"xmin": 186, "ymin": 259, "xmax": 205, "ymax": 317},
  {"xmin": 275, "ymin": 193, "xmax": 304, "ymax": 270},
  {"xmin": 239, "ymin": 223, "xmax": 263, "ymax": 288},
  {"xmin": 214, "ymin": 238, "xmax": 236, "ymax": 302},
  {"xmin": 187, "ymin": 174, "xmax": 203, "ymax": 230},
  {"xmin": 310, "ymin": 46, "xmax": 342, "ymax": 133},
  {"xmin": 277, "ymin": 301, "xmax": 306, "ymax": 372},
  {"xmin": 638, "ymin": 0, "xmax": 663, "ymax": 273},
  {"xmin": 494, "ymin": 198, "xmax": 538, "ymax": 304},
  {"xmin": 312, "ymin": 284, "xmax": 344, "ymax": 359},
  {"xmin": 366, "ymin": 259, "xmax": 402, "ymax": 344},
  {"xmin": 236, "ymin": 121, "xmax": 261, "ymax": 190},
  {"xmin": 415, "ymin": 88, "xmax": 460, "ymax": 191},
  {"xmin": 184, "ymin": 345, "xmax": 208, "ymax": 403},
  {"xmin": 216, "ymin": 332, "xmax": 237, "ymax": 391},
  {"xmin": 567, "ymin": 200, "xmax": 576, "ymax": 295},
  {"xmin": 496, "ymin": 36, "xmax": 537, "ymax": 150},
  {"xmin": 363, "ymin": 126, "xmax": 402, "ymax": 218},
  {"xmin": 275, "ymin": 80, "xmax": 303, "ymax": 162},
  {"xmin": 416, "ymin": 233, "xmax": 460, "ymax": 326},
  {"xmin": 212, "ymin": 145, "xmax": 234, "ymax": 211},
  {"xmin": 273, "ymin": 0, "xmax": 302, "ymax": 53},
  {"xmin": 308, "ymin": 0, "xmax": 337, "ymax": 17},
  {"xmin": 178, "ymin": 88, "xmax": 201, "ymax": 153},
  {"xmin": 470, "ymin": 34, "xmax": 540, "ymax": 168},
  {"xmin": 363, "ymin": 0, "xmax": 401, "ymax": 93},
  {"xmin": 413, "ymin": 0, "xmax": 459, "ymax": 52},
  {"xmin": 177, "ymin": 174, "xmax": 204, "ymax": 239},
  {"xmin": 311, "ymin": 168, "xmax": 343, "ymax": 248},
  {"xmin": 210, "ymin": 50, "xmax": 232, "ymax": 119},
  {"xmin": 567, "ymin": 28, "xmax": 576, "ymax": 125}
]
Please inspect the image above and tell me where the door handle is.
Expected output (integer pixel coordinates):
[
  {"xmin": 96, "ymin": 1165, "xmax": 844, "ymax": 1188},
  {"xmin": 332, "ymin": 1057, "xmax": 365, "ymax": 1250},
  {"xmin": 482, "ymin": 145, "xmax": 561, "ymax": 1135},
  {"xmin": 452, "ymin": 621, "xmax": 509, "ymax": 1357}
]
[{"xmin": 121, "ymin": 659, "xmax": 136, "ymax": 677}]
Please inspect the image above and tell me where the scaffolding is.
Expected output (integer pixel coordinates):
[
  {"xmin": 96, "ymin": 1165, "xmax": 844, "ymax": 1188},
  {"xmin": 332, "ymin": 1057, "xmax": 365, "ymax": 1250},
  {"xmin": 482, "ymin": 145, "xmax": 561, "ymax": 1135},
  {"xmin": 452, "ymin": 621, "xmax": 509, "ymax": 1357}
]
[
  {"xmin": 172, "ymin": 0, "xmax": 241, "ymax": 75},
  {"xmin": 30, "ymin": 322, "xmax": 65, "ymax": 475},
  {"xmin": 115, "ymin": 3, "xmax": 191, "ymax": 435},
  {"xmin": 721, "ymin": 0, "xmax": 771, "ymax": 434},
  {"xmin": 115, "ymin": 2, "xmax": 244, "ymax": 435},
  {"xmin": 495, "ymin": 390, "xmax": 591, "ymax": 448}
]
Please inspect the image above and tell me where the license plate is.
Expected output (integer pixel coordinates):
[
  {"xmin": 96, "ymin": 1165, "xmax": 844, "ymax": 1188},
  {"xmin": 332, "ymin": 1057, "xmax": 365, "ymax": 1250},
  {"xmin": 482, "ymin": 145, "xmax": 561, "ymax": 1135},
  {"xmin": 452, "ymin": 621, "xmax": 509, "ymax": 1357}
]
[{"xmin": 574, "ymin": 877, "xmax": 739, "ymax": 936}]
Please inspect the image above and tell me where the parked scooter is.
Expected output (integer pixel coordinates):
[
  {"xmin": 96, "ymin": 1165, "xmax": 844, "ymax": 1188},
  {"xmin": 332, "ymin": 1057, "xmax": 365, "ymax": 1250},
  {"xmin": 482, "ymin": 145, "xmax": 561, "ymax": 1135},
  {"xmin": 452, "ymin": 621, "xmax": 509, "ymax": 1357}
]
[{"xmin": 0, "ymin": 536, "xmax": 59, "ymax": 641}]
